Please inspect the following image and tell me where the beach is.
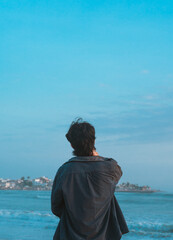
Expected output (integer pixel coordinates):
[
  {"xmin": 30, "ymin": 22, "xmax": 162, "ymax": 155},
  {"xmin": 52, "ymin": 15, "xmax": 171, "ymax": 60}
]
[{"xmin": 0, "ymin": 190, "xmax": 173, "ymax": 240}]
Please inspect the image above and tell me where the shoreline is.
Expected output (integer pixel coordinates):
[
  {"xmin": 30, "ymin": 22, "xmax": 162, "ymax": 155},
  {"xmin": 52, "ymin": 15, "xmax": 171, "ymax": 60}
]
[
  {"xmin": 0, "ymin": 178, "xmax": 163, "ymax": 193},
  {"xmin": 0, "ymin": 189, "xmax": 161, "ymax": 193},
  {"xmin": 115, "ymin": 190, "xmax": 161, "ymax": 193}
]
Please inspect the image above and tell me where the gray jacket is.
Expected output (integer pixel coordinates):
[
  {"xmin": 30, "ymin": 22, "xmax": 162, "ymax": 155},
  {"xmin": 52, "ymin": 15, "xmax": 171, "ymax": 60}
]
[{"xmin": 51, "ymin": 156, "xmax": 129, "ymax": 240}]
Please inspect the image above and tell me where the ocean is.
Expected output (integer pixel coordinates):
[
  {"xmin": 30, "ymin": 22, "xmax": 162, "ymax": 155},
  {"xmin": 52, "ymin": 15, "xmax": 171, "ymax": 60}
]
[{"xmin": 0, "ymin": 190, "xmax": 173, "ymax": 240}]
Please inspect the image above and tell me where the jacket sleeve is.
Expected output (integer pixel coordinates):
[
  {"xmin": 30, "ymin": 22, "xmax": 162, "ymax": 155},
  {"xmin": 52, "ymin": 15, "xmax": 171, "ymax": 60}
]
[
  {"xmin": 51, "ymin": 167, "xmax": 64, "ymax": 218},
  {"xmin": 111, "ymin": 159, "xmax": 123, "ymax": 184}
]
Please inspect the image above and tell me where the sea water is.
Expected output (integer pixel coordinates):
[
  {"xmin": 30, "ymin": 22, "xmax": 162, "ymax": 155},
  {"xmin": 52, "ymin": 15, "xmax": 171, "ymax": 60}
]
[{"xmin": 0, "ymin": 190, "xmax": 173, "ymax": 240}]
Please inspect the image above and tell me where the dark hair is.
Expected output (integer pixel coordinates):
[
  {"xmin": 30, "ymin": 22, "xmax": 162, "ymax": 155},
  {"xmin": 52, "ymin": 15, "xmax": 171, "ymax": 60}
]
[{"xmin": 65, "ymin": 118, "xmax": 96, "ymax": 156}]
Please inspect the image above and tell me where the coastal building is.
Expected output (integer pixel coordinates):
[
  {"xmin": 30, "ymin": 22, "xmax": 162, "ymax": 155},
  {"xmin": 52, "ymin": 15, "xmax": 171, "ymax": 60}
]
[{"xmin": 0, "ymin": 177, "xmax": 157, "ymax": 192}]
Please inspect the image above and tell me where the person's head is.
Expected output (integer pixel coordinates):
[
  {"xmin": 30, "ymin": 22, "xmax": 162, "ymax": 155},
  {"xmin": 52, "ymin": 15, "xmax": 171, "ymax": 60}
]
[{"xmin": 65, "ymin": 118, "xmax": 96, "ymax": 156}]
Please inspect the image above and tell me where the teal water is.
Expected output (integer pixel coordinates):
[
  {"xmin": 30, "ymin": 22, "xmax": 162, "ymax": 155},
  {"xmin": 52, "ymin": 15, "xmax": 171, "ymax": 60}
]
[{"xmin": 0, "ymin": 190, "xmax": 173, "ymax": 240}]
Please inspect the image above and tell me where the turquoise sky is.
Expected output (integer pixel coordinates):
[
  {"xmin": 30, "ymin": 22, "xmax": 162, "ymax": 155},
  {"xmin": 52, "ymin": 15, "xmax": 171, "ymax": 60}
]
[{"xmin": 1, "ymin": 0, "xmax": 173, "ymax": 191}]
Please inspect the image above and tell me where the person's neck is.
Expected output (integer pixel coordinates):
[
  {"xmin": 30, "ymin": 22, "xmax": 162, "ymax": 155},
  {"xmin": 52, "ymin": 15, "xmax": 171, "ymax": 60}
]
[{"xmin": 92, "ymin": 150, "xmax": 99, "ymax": 156}]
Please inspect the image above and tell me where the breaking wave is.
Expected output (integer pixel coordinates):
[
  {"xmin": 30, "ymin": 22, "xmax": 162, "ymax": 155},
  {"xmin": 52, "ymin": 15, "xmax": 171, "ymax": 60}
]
[
  {"xmin": 0, "ymin": 209, "xmax": 55, "ymax": 222},
  {"xmin": 127, "ymin": 220, "xmax": 173, "ymax": 238}
]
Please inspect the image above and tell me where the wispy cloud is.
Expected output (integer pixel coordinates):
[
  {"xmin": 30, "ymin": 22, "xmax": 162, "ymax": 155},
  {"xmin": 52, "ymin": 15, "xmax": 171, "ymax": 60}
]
[
  {"xmin": 97, "ymin": 134, "xmax": 130, "ymax": 143},
  {"xmin": 88, "ymin": 91, "xmax": 173, "ymax": 145},
  {"xmin": 141, "ymin": 69, "xmax": 150, "ymax": 74},
  {"xmin": 143, "ymin": 95, "xmax": 157, "ymax": 100}
]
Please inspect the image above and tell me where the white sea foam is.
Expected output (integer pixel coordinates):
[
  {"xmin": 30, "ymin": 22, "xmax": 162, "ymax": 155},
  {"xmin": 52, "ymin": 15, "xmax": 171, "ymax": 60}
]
[
  {"xmin": 127, "ymin": 219, "xmax": 173, "ymax": 237},
  {"xmin": 0, "ymin": 209, "xmax": 53, "ymax": 219},
  {"xmin": 36, "ymin": 195, "xmax": 50, "ymax": 199}
]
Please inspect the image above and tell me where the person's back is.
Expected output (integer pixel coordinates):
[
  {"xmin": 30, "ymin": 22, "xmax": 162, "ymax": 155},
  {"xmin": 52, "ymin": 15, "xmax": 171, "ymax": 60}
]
[{"xmin": 51, "ymin": 119, "xmax": 129, "ymax": 240}]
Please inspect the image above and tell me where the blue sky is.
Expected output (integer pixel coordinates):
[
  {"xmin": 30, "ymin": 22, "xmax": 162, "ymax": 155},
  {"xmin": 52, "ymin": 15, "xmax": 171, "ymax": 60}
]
[{"xmin": 0, "ymin": 0, "xmax": 173, "ymax": 191}]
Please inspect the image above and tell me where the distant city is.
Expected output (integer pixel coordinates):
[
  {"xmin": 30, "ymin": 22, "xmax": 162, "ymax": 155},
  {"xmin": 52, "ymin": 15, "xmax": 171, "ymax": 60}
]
[
  {"xmin": 0, "ymin": 176, "xmax": 159, "ymax": 192},
  {"xmin": 0, "ymin": 176, "xmax": 52, "ymax": 191}
]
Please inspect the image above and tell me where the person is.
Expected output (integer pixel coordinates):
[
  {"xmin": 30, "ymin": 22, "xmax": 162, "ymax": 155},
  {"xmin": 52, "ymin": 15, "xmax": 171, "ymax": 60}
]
[{"xmin": 51, "ymin": 118, "xmax": 129, "ymax": 240}]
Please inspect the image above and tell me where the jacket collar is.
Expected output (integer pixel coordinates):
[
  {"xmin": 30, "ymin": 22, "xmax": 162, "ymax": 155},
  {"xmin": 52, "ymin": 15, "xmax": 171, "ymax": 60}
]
[{"xmin": 67, "ymin": 156, "xmax": 109, "ymax": 163}]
